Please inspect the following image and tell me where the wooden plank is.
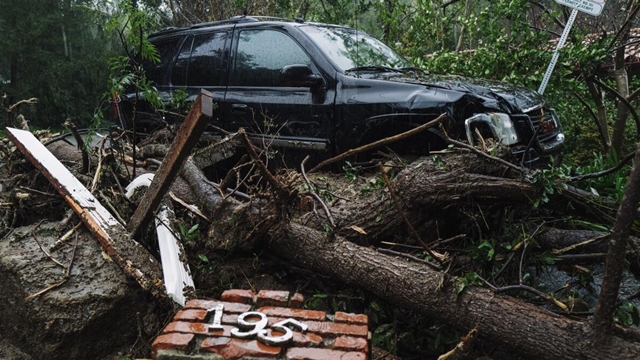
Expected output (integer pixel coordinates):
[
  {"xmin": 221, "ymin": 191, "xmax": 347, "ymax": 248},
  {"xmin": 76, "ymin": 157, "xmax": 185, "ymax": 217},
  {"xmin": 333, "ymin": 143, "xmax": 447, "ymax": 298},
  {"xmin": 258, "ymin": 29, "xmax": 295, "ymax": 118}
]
[
  {"xmin": 6, "ymin": 127, "xmax": 164, "ymax": 297},
  {"xmin": 128, "ymin": 89, "xmax": 214, "ymax": 237},
  {"xmin": 125, "ymin": 174, "xmax": 195, "ymax": 306}
]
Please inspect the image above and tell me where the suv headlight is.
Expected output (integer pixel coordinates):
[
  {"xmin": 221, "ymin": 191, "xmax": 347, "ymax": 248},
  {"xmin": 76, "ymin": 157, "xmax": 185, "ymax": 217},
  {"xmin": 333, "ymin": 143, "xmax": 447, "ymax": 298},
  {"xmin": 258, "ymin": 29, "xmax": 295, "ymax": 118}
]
[
  {"xmin": 464, "ymin": 113, "xmax": 520, "ymax": 146},
  {"xmin": 487, "ymin": 113, "xmax": 519, "ymax": 145}
]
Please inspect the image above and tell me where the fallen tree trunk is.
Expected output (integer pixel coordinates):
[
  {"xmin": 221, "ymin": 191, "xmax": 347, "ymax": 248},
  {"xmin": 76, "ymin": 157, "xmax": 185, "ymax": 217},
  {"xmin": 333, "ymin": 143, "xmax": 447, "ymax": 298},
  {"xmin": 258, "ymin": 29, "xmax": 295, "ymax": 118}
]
[
  {"xmin": 271, "ymin": 223, "xmax": 640, "ymax": 360},
  {"xmin": 313, "ymin": 158, "xmax": 539, "ymax": 243},
  {"xmin": 174, "ymin": 154, "xmax": 640, "ymax": 359}
]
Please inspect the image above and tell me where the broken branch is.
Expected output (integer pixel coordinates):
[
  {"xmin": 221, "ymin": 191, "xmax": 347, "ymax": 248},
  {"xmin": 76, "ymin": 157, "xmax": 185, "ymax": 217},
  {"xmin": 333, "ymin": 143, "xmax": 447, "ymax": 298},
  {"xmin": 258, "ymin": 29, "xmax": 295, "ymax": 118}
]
[
  {"xmin": 32, "ymin": 220, "xmax": 66, "ymax": 269},
  {"xmin": 309, "ymin": 114, "xmax": 446, "ymax": 173},
  {"xmin": 301, "ymin": 155, "xmax": 335, "ymax": 228}
]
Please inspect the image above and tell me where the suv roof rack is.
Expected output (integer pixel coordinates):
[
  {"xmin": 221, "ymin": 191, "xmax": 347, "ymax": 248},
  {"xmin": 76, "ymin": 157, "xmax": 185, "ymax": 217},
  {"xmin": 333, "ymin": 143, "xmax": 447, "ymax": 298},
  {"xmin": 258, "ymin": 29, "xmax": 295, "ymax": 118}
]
[{"xmin": 150, "ymin": 15, "xmax": 305, "ymax": 38}]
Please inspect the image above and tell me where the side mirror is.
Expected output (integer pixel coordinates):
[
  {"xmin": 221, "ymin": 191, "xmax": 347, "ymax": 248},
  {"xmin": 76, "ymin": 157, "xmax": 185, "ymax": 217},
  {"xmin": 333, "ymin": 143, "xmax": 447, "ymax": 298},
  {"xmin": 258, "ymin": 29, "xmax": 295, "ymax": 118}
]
[{"xmin": 280, "ymin": 64, "xmax": 324, "ymax": 88}]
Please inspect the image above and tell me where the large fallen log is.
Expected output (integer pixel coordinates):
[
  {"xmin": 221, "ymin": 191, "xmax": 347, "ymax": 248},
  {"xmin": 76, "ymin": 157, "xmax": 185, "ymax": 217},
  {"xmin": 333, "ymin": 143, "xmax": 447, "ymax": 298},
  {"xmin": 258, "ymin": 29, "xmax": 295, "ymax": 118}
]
[
  {"xmin": 176, "ymin": 152, "xmax": 640, "ymax": 359},
  {"xmin": 270, "ymin": 224, "xmax": 640, "ymax": 360}
]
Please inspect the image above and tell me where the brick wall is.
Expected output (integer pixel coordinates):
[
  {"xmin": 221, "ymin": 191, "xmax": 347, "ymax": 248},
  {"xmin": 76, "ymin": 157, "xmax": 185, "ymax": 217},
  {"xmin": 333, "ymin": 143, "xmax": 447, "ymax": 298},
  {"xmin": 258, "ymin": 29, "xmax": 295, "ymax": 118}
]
[{"xmin": 152, "ymin": 290, "xmax": 370, "ymax": 360}]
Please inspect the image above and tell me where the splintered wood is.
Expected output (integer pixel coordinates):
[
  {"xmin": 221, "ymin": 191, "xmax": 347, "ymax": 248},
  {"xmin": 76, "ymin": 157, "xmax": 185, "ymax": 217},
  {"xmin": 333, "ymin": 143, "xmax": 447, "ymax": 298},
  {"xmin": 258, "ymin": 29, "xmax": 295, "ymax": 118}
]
[
  {"xmin": 6, "ymin": 127, "xmax": 164, "ymax": 297},
  {"xmin": 127, "ymin": 90, "xmax": 214, "ymax": 237}
]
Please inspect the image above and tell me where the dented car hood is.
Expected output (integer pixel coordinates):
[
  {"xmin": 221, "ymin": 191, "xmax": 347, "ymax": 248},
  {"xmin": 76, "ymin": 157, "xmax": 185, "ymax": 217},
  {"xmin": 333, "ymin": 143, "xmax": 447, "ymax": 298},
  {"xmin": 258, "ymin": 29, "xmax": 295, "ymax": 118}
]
[{"xmin": 376, "ymin": 73, "xmax": 545, "ymax": 114}]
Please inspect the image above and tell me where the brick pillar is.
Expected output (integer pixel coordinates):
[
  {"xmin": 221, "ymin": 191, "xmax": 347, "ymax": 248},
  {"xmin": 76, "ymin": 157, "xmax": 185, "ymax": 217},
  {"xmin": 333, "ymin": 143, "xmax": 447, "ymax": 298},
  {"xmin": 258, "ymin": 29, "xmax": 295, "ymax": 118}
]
[{"xmin": 152, "ymin": 289, "xmax": 370, "ymax": 359}]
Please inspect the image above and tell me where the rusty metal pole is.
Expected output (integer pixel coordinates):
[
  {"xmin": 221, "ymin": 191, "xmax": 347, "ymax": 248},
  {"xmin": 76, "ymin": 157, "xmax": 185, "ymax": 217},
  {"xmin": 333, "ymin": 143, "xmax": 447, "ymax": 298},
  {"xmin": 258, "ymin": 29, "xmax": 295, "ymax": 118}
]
[{"xmin": 127, "ymin": 90, "xmax": 214, "ymax": 237}]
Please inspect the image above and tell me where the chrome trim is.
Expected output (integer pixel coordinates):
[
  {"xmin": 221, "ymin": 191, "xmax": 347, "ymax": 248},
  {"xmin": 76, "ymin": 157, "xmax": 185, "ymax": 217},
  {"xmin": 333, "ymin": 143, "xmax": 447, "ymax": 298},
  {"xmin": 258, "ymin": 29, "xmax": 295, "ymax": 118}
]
[
  {"xmin": 204, "ymin": 133, "xmax": 328, "ymax": 151},
  {"xmin": 521, "ymin": 103, "xmax": 545, "ymax": 114},
  {"xmin": 465, "ymin": 114, "xmax": 498, "ymax": 146}
]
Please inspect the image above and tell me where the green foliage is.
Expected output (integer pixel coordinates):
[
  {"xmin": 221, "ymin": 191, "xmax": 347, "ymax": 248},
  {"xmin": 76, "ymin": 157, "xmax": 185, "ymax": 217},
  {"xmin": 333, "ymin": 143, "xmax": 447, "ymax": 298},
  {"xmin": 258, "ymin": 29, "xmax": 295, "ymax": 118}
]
[
  {"xmin": 456, "ymin": 271, "xmax": 482, "ymax": 297},
  {"xmin": 179, "ymin": 223, "xmax": 200, "ymax": 244},
  {"xmin": 616, "ymin": 300, "xmax": 640, "ymax": 327},
  {"xmin": 361, "ymin": 176, "xmax": 386, "ymax": 194},
  {"xmin": 343, "ymin": 161, "xmax": 361, "ymax": 181},
  {"xmin": 168, "ymin": 88, "xmax": 192, "ymax": 114},
  {"xmin": 531, "ymin": 164, "xmax": 570, "ymax": 208},
  {"xmin": 197, "ymin": 253, "xmax": 210, "ymax": 263},
  {"xmin": 572, "ymin": 152, "xmax": 631, "ymax": 202},
  {"xmin": 569, "ymin": 219, "xmax": 611, "ymax": 232},
  {"xmin": 372, "ymin": 323, "xmax": 398, "ymax": 353},
  {"xmin": 89, "ymin": 0, "xmax": 165, "ymax": 134},
  {"xmin": 476, "ymin": 240, "xmax": 495, "ymax": 261},
  {"xmin": 304, "ymin": 293, "xmax": 329, "ymax": 310},
  {"xmin": 0, "ymin": 0, "xmax": 118, "ymax": 128},
  {"xmin": 535, "ymin": 251, "xmax": 559, "ymax": 266}
]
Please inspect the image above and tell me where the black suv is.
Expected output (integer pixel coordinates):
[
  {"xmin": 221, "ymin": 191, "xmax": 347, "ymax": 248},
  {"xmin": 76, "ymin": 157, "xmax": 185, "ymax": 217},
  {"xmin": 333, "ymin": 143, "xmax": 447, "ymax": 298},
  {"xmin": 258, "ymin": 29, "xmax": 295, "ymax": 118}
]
[{"xmin": 122, "ymin": 15, "xmax": 565, "ymax": 163}]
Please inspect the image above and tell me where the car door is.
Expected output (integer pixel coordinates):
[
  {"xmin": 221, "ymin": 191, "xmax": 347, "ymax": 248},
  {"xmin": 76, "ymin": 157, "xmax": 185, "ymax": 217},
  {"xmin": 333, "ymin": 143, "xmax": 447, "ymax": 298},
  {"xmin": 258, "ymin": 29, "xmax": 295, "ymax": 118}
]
[
  {"xmin": 222, "ymin": 26, "xmax": 334, "ymax": 153},
  {"xmin": 169, "ymin": 29, "xmax": 230, "ymax": 128}
]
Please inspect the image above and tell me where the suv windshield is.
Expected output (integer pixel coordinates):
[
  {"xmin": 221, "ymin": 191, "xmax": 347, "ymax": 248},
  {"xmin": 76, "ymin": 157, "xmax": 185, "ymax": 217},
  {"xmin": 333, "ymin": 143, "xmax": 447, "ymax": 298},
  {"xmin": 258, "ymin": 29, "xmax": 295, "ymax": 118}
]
[{"xmin": 300, "ymin": 25, "xmax": 412, "ymax": 72}]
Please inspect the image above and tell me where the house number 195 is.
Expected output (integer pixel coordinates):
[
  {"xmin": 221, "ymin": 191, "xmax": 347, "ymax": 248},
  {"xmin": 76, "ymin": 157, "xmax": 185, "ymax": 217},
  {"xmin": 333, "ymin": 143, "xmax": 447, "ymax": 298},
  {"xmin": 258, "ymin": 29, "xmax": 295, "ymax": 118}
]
[{"xmin": 207, "ymin": 304, "xmax": 309, "ymax": 346}]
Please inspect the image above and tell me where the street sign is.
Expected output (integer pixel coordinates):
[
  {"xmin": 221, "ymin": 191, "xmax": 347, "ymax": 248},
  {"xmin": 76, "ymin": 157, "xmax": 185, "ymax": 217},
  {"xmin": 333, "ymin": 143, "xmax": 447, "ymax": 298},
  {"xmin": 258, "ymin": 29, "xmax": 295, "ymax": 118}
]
[
  {"xmin": 555, "ymin": 0, "xmax": 606, "ymax": 16},
  {"xmin": 539, "ymin": 0, "xmax": 607, "ymax": 94}
]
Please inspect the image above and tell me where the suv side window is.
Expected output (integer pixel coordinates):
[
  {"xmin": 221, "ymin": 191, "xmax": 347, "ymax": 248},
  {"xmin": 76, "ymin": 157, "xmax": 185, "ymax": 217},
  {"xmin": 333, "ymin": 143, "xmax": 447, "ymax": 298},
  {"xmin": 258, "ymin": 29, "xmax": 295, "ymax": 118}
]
[
  {"xmin": 232, "ymin": 29, "xmax": 312, "ymax": 87},
  {"xmin": 171, "ymin": 32, "xmax": 227, "ymax": 87},
  {"xmin": 170, "ymin": 36, "xmax": 193, "ymax": 86},
  {"xmin": 145, "ymin": 37, "xmax": 180, "ymax": 85}
]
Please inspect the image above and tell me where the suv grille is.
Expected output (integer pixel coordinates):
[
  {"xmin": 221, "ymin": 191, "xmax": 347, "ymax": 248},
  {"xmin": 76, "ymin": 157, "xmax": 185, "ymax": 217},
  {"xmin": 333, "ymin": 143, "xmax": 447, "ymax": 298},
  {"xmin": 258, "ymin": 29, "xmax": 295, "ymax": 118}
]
[{"xmin": 524, "ymin": 106, "xmax": 559, "ymax": 143}]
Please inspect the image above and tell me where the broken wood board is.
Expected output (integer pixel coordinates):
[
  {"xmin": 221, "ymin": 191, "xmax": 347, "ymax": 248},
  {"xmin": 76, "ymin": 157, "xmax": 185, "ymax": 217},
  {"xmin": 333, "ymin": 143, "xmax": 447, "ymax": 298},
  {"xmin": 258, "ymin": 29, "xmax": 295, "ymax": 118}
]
[
  {"xmin": 128, "ymin": 89, "xmax": 214, "ymax": 237},
  {"xmin": 5, "ymin": 127, "xmax": 164, "ymax": 297},
  {"xmin": 126, "ymin": 173, "xmax": 195, "ymax": 306}
]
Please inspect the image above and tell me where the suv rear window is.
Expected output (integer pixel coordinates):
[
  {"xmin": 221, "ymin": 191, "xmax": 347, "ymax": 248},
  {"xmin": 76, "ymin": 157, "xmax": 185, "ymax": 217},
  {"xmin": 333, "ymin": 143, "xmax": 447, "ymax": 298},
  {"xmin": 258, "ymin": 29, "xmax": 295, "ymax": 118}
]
[
  {"xmin": 232, "ymin": 29, "xmax": 312, "ymax": 87},
  {"xmin": 171, "ymin": 32, "xmax": 227, "ymax": 87},
  {"xmin": 144, "ymin": 37, "xmax": 180, "ymax": 85}
]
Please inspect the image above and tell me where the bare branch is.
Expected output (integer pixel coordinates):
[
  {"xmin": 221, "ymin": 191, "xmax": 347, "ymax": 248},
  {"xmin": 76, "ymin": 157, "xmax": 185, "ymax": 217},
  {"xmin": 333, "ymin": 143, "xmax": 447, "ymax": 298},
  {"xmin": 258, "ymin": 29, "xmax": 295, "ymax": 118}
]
[
  {"xmin": 309, "ymin": 114, "xmax": 446, "ymax": 173},
  {"xmin": 592, "ymin": 77, "xmax": 640, "ymax": 141}
]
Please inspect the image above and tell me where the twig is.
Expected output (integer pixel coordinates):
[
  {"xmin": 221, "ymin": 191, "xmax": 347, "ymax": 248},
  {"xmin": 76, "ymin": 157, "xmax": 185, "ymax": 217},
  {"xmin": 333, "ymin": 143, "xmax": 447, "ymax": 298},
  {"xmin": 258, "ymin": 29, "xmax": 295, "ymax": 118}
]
[
  {"xmin": 440, "ymin": 125, "xmax": 528, "ymax": 174},
  {"xmin": 520, "ymin": 124, "xmax": 542, "ymax": 166},
  {"xmin": 569, "ymin": 151, "xmax": 635, "ymax": 182},
  {"xmin": 32, "ymin": 220, "xmax": 66, "ymax": 269},
  {"xmin": 379, "ymin": 163, "xmax": 445, "ymax": 266},
  {"xmin": 24, "ymin": 280, "xmax": 68, "ymax": 301},
  {"xmin": 555, "ymin": 253, "xmax": 609, "ymax": 262},
  {"xmin": 493, "ymin": 251, "xmax": 517, "ymax": 282},
  {"xmin": 379, "ymin": 241, "xmax": 423, "ymax": 250},
  {"xmin": 50, "ymin": 221, "xmax": 83, "ymax": 252},
  {"xmin": 591, "ymin": 77, "xmax": 640, "ymax": 140},
  {"xmin": 63, "ymin": 119, "xmax": 90, "ymax": 174},
  {"xmin": 614, "ymin": 324, "xmax": 640, "ymax": 343},
  {"xmin": 495, "ymin": 284, "xmax": 568, "ymax": 311},
  {"xmin": 169, "ymin": 191, "xmax": 210, "ymax": 221},
  {"xmin": 309, "ymin": 114, "xmax": 446, "ymax": 173},
  {"xmin": 8, "ymin": 97, "xmax": 38, "ymax": 112},
  {"xmin": 99, "ymin": 190, "xmax": 127, "ymax": 226},
  {"xmin": 17, "ymin": 186, "xmax": 57, "ymax": 197},
  {"xmin": 90, "ymin": 140, "xmax": 108, "ymax": 194},
  {"xmin": 426, "ymin": 234, "xmax": 467, "ymax": 248},
  {"xmin": 377, "ymin": 248, "xmax": 441, "ymax": 271},
  {"xmin": 25, "ymin": 234, "xmax": 78, "ymax": 301},
  {"xmin": 437, "ymin": 326, "xmax": 478, "ymax": 360},
  {"xmin": 238, "ymin": 129, "xmax": 290, "ymax": 199},
  {"xmin": 301, "ymin": 156, "xmax": 335, "ymax": 228},
  {"xmin": 66, "ymin": 234, "xmax": 78, "ymax": 277},
  {"xmin": 551, "ymin": 234, "xmax": 609, "ymax": 255}
]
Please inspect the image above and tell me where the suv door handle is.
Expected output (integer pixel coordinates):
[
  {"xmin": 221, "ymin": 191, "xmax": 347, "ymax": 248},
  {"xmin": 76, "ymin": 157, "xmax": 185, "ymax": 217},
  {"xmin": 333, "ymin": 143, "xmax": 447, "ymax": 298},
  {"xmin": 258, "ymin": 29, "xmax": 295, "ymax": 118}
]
[{"xmin": 231, "ymin": 104, "xmax": 248, "ymax": 114}]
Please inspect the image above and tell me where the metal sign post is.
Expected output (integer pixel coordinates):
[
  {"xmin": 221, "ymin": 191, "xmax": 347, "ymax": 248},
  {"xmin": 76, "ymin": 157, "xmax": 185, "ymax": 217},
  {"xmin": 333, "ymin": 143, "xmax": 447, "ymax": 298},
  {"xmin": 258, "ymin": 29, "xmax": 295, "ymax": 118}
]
[{"xmin": 538, "ymin": 0, "xmax": 607, "ymax": 95}]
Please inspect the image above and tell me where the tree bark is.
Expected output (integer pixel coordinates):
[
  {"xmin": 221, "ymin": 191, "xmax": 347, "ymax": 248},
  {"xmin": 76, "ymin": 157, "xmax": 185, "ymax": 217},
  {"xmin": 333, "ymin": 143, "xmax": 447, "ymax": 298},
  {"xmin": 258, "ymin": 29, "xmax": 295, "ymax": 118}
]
[
  {"xmin": 177, "ymin": 152, "xmax": 640, "ymax": 359},
  {"xmin": 586, "ymin": 79, "xmax": 612, "ymax": 150},
  {"xmin": 268, "ymin": 223, "xmax": 640, "ymax": 360},
  {"xmin": 593, "ymin": 141, "xmax": 640, "ymax": 341},
  {"xmin": 328, "ymin": 159, "xmax": 537, "ymax": 243}
]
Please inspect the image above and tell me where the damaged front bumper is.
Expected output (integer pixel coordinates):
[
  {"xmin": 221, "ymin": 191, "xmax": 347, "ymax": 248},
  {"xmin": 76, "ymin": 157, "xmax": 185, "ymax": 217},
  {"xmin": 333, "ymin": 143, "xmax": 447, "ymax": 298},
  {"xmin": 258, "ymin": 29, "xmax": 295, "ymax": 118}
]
[{"xmin": 464, "ymin": 106, "xmax": 565, "ymax": 164}]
